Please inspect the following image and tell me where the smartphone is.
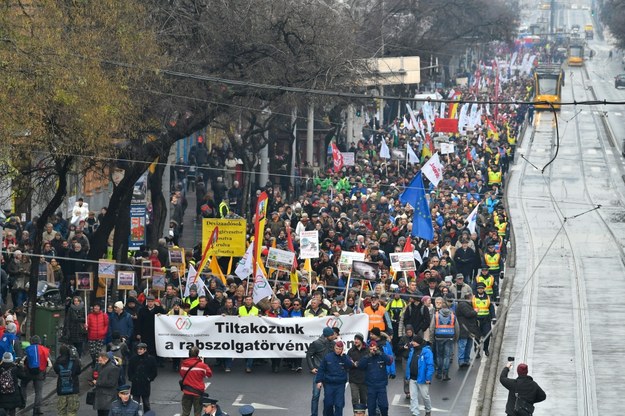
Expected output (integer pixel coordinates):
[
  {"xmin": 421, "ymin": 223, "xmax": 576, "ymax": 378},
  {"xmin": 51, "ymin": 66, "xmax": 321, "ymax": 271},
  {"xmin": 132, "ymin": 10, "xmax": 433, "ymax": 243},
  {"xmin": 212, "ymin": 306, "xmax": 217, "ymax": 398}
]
[{"xmin": 507, "ymin": 356, "xmax": 515, "ymax": 362}]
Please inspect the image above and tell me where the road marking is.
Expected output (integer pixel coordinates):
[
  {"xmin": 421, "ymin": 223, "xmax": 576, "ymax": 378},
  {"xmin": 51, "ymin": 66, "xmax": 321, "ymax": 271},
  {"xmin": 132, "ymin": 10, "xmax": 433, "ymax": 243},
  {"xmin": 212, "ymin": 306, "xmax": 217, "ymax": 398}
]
[
  {"xmin": 614, "ymin": 112, "xmax": 622, "ymax": 116},
  {"xmin": 591, "ymin": 166, "xmax": 601, "ymax": 172},
  {"xmin": 391, "ymin": 394, "xmax": 449, "ymax": 412},
  {"xmin": 232, "ymin": 394, "xmax": 288, "ymax": 410},
  {"xmin": 606, "ymin": 149, "xmax": 613, "ymax": 154},
  {"xmin": 586, "ymin": 148, "xmax": 597, "ymax": 154}
]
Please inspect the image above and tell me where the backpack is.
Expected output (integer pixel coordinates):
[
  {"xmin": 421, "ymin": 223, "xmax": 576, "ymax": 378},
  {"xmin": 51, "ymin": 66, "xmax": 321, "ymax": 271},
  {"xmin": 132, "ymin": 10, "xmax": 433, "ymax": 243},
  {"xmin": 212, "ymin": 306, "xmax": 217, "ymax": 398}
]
[
  {"xmin": 0, "ymin": 335, "xmax": 15, "ymax": 359},
  {"xmin": 58, "ymin": 360, "xmax": 74, "ymax": 394},
  {"xmin": 0, "ymin": 368, "xmax": 15, "ymax": 394},
  {"xmin": 25, "ymin": 345, "xmax": 41, "ymax": 375}
]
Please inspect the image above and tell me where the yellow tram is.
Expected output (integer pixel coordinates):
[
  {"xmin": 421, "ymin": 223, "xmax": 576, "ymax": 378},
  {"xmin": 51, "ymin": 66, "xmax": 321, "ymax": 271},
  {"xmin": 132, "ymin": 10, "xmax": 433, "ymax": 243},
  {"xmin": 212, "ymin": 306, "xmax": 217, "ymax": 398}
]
[
  {"xmin": 568, "ymin": 41, "xmax": 584, "ymax": 66},
  {"xmin": 534, "ymin": 64, "xmax": 564, "ymax": 110}
]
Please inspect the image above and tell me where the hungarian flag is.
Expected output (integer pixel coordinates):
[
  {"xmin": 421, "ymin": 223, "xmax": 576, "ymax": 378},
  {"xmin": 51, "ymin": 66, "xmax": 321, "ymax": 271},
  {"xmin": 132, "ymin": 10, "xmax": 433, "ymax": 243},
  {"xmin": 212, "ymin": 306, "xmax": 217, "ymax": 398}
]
[
  {"xmin": 331, "ymin": 142, "xmax": 344, "ymax": 173},
  {"xmin": 434, "ymin": 118, "xmax": 459, "ymax": 133}
]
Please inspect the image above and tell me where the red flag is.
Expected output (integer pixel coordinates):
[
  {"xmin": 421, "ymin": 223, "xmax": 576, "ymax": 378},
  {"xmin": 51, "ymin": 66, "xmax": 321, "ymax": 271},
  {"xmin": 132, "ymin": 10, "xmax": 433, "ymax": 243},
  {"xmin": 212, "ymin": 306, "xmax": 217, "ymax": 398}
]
[
  {"xmin": 434, "ymin": 118, "xmax": 459, "ymax": 133},
  {"xmin": 331, "ymin": 142, "xmax": 344, "ymax": 173},
  {"xmin": 402, "ymin": 237, "xmax": 413, "ymax": 253}
]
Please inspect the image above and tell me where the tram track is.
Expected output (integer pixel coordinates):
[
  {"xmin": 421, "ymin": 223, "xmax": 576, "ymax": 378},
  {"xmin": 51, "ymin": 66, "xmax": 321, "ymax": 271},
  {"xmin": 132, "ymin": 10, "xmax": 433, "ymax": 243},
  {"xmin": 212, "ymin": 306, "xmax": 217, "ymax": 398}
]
[{"xmin": 509, "ymin": 63, "xmax": 625, "ymax": 415}]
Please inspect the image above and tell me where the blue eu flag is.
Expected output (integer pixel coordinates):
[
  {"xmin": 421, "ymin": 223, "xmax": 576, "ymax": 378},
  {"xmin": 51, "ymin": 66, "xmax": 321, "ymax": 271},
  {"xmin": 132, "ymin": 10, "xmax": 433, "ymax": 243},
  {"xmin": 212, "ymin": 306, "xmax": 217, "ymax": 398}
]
[{"xmin": 399, "ymin": 172, "xmax": 434, "ymax": 241}]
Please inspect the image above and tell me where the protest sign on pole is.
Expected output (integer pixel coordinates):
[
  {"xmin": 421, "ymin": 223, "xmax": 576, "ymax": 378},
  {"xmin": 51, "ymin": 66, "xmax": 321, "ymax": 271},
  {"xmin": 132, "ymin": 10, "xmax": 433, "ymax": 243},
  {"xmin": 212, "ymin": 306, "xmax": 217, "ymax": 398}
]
[
  {"xmin": 117, "ymin": 271, "xmax": 135, "ymax": 290},
  {"xmin": 350, "ymin": 260, "xmax": 380, "ymax": 280},
  {"xmin": 299, "ymin": 231, "xmax": 320, "ymax": 259},
  {"xmin": 266, "ymin": 248, "xmax": 296, "ymax": 272},
  {"xmin": 389, "ymin": 252, "xmax": 417, "ymax": 272},
  {"xmin": 338, "ymin": 251, "xmax": 366, "ymax": 273},
  {"xmin": 341, "ymin": 152, "xmax": 355, "ymax": 166},
  {"xmin": 155, "ymin": 314, "xmax": 369, "ymax": 358},
  {"xmin": 201, "ymin": 218, "xmax": 247, "ymax": 257}
]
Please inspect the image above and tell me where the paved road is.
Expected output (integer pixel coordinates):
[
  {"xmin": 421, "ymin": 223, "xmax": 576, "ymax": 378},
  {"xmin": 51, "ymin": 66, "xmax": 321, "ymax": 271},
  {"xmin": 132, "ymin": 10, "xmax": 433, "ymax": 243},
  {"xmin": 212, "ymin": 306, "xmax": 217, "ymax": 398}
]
[{"xmin": 37, "ymin": 355, "xmax": 480, "ymax": 415}]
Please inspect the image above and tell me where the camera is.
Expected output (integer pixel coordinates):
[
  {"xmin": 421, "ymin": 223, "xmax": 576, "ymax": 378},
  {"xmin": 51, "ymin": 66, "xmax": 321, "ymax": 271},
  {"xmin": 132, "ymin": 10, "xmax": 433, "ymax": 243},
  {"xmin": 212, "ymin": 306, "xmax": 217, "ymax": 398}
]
[{"xmin": 508, "ymin": 356, "xmax": 514, "ymax": 362}]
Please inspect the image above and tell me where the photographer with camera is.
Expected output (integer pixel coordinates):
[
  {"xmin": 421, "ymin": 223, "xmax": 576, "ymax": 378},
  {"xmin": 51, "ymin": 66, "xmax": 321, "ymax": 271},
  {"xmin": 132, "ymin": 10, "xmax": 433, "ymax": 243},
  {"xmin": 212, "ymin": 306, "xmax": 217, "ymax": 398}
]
[{"xmin": 500, "ymin": 360, "xmax": 546, "ymax": 416}]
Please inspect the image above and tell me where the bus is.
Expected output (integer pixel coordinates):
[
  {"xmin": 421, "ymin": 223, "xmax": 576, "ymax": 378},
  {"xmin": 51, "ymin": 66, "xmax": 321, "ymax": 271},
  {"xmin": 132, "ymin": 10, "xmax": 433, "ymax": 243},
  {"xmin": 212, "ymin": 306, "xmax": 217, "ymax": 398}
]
[
  {"xmin": 584, "ymin": 24, "xmax": 593, "ymax": 40},
  {"xmin": 534, "ymin": 64, "xmax": 564, "ymax": 110},
  {"xmin": 568, "ymin": 42, "xmax": 584, "ymax": 66}
]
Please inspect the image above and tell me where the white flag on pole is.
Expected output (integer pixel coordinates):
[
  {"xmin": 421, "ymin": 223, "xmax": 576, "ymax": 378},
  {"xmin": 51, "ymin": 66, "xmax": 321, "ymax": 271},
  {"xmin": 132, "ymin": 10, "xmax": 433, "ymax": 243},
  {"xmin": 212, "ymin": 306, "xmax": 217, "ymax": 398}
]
[
  {"xmin": 467, "ymin": 203, "xmax": 481, "ymax": 234},
  {"xmin": 407, "ymin": 143, "xmax": 419, "ymax": 164},
  {"xmin": 235, "ymin": 244, "xmax": 254, "ymax": 279},
  {"xmin": 406, "ymin": 104, "xmax": 419, "ymax": 130},
  {"xmin": 183, "ymin": 264, "xmax": 205, "ymax": 298},
  {"xmin": 404, "ymin": 116, "xmax": 414, "ymax": 131},
  {"xmin": 421, "ymin": 152, "xmax": 444, "ymax": 186},
  {"xmin": 380, "ymin": 139, "xmax": 391, "ymax": 159},
  {"xmin": 253, "ymin": 266, "xmax": 274, "ymax": 304}
]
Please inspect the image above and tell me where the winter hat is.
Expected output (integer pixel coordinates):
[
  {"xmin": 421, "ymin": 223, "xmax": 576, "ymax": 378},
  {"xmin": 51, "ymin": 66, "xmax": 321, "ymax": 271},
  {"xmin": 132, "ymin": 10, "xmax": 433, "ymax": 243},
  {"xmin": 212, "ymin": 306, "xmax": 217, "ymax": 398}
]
[
  {"xmin": 322, "ymin": 327, "xmax": 334, "ymax": 337},
  {"xmin": 5, "ymin": 323, "xmax": 16, "ymax": 334},
  {"xmin": 114, "ymin": 301, "xmax": 124, "ymax": 309},
  {"xmin": 517, "ymin": 363, "xmax": 528, "ymax": 376},
  {"xmin": 370, "ymin": 327, "xmax": 381, "ymax": 337},
  {"xmin": 369, "ymin": 340, "xmax": 378, "ymax": 348},
  {"xmin": 2, "ymin": 352, "xmax": 13, "ymax": 363},
  {"xmin": 335, "ymin": 341, "xmax": 345, "ymax": 349},
  {"xmin": 354, "ymin": 333, "xmax": 364, "ymax": 342},
  {"xmin": 405, "ymin": 324, "xmax": 414, "ymax": 332},
  {"xmin": 5, "ymin": 315, "xmax": 14, "ymax": 323}
]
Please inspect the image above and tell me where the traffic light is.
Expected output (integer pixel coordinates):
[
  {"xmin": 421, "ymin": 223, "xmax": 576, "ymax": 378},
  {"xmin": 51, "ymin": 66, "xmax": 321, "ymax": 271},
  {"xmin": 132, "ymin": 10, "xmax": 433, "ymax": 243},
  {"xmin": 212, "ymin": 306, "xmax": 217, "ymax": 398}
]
[
  {"xmin": 591, "ymin": 8, "xmax": 595, "ymax": 16},
  {"xmin": 356, "ymin": 109, "xmax": 361, "ymax": 117}
]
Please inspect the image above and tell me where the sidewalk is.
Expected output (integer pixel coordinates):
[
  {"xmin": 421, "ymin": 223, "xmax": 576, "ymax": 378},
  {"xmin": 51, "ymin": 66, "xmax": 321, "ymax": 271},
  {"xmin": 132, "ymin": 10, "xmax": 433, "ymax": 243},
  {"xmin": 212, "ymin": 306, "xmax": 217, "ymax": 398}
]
[
  {"xmin": 18, "ymin": 354, "xmax": 92, "ymax": 415},
  {"xmin": 179, "ymin": 183, "xmax": 202, "ymax": 249}
]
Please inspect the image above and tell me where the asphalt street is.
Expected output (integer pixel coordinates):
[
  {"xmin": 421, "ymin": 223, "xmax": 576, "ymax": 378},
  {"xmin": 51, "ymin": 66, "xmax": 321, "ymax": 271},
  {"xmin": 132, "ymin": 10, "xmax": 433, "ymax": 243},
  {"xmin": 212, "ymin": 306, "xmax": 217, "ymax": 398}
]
[{"xmin": 36, "ymin": 355, "xmax": 480, "ymax": 415}]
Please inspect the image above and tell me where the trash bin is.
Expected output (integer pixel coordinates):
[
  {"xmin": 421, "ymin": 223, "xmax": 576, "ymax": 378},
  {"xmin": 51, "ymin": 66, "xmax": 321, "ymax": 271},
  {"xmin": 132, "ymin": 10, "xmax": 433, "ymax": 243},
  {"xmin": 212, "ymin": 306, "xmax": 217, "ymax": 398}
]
[{"xmin": 34, "ymin": 305, "xmax": 64, "ymax": 357}]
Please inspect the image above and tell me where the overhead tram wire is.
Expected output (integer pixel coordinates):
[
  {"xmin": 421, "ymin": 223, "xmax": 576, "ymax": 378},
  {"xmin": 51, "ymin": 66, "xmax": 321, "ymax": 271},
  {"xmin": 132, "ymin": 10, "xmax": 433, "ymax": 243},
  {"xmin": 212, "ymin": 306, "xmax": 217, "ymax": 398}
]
[{"xmin": 72, "ymin": 54, "xmax": 625, "ymax": 107}]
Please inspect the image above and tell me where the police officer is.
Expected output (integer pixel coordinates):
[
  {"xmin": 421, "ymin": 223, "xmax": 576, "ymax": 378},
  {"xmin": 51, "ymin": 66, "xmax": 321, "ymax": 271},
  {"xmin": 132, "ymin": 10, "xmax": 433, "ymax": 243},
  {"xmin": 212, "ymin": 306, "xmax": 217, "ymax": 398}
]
[
  {"xmin": 353, "ymin": 403, "xmax": 367, "ymax": 415},
  {"xmin": 315, "ymin": 340, "xmax": 353, "ymax": 416},
  {"xmin": 357, "ymin": 340, "xmax": 393, "ymax": 416},
  {"xmin": 239, "ymin": 404, "xmax": 255, "ymax": 416},
  {"xmin": 473, "ymin": 282, "xmax": 496, "ymax": 358},
  {"xmin": 109, "ymin": 385, "xmax": 140, "ymax": 416},
  {"xmin": 200, "ymin": 395, "xmax": 227, "ymax": 416}
]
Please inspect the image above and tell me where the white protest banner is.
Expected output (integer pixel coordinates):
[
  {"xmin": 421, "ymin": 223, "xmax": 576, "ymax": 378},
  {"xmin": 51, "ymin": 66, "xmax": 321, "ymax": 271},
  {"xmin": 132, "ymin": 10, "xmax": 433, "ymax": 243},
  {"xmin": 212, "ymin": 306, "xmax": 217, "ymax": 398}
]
[
  {"xmin": 389, "ymin": 252, "xmax": 417, "ymax": 272},
  {"xmin": 341, "ymin": 152, "xmax": 355, "ymax": 167},
  {"xmin": 266, "ymin": 247, "xmax": 296, "ymax": 272},
  {"xmin": 338, "ymin": 251, "xmax": 366, "ymax": 273},
  {"xmin": 300, "ymin": 230, "xmax": 320, "ymax": 259},
  {"xmin": 440, "ymin": 142, "xmax": 455, "ymax": 154},
  {"xmin": 155, "ymin": 314, "xmax": 370, "ymax": 358}
]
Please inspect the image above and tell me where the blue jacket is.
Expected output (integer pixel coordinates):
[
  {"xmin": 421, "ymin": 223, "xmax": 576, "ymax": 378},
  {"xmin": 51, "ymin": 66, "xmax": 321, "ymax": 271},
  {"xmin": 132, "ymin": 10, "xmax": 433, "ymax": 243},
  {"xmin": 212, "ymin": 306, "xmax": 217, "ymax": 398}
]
[
  {"xmin": 108, "ymin": 311, "xmax": 134, "ymax": 340},
  {"xmin": 315, "ymin": 352, "xmax": 353, "ymax": 385},
  {"xmin": 375, "ymin": 337, "xmax": 396, "ymax": 376},
  {"xmin": 405, "ymin": 345, "xmax": 435, "ymax": 384},
  {"xmin": 109, "ymin": 398, "xmax": 140, "ymax": 416},
  {"xmin": 358, "ymin": 352, "xmax": 393, "ymax": 387}
]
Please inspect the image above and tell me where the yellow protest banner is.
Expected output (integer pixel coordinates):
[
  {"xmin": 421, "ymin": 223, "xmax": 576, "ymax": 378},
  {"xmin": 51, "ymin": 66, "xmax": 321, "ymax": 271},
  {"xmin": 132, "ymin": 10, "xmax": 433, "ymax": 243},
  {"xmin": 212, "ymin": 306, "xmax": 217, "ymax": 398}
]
[{"xmin": 202, "ymin": 218, "xmax": 247, "ymax": 257}]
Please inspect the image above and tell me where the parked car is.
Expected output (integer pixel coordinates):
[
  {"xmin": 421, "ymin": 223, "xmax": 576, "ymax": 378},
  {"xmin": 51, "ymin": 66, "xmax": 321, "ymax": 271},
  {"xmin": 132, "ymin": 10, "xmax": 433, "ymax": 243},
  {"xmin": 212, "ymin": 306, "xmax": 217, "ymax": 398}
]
[{"xmin": 616, "ymin": 74, "xmax": 625, "ymax": 89}]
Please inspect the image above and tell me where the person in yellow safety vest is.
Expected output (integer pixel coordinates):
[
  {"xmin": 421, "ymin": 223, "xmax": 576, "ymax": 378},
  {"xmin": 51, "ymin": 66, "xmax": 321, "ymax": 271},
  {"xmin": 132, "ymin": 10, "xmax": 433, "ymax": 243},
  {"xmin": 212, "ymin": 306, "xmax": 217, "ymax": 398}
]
[
  {"xmin": 487, "ymin": 165, "xmax": 502, "ymax": 186},
  {"xmin": 494, "ymin": 215, "xmax": 508, "ymax": 239},
  {"xmin": 387, "ymin": 289, "xmax": 407, "ymax": 357},
  {"xmin": 363, "ymin": 294, "xmax": 388, "ymax": 333},
  {"xmin": 238, "ymin": 295, "xmax": 259, "ymax": 373},
  {"xmin": 483, "ymin": 244, "xmax": 502, "ymax": 300},
  {"xmin": 219, "ymin": 198, "xmax": 230, "ymax": 218},
  {"xmin": 476, "ymin": 267, "xmax": 495, "ymax": 297},
  {"xmin": 473, "ymin": 282, "xmax": 496, "ymax": 357},
  {"xmin": 183, "ymin": 284, "xmax": 200, "ymax": 310}
]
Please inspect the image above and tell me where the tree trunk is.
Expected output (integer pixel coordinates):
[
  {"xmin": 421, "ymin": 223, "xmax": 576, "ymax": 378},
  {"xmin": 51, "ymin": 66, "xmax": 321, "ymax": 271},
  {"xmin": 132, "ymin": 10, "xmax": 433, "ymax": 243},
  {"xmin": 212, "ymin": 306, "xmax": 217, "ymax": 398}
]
[{"xmin": 147, "ymin": 160, "xmax": 168, "ymax": 249}]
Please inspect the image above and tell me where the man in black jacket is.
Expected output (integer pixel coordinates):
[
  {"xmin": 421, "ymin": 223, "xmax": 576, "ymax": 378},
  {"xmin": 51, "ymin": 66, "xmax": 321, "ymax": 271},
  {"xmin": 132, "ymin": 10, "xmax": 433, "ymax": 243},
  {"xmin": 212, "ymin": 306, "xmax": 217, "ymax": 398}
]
[
  {"xmin": 128, "ymin": 343, "xmax": 158, "ymax": 412},
  {"xmin": 347, "ymin": 333, "xmax": 369, "ymax": 407},
  {"xmin": 455, "ymin": 293, "xmax": 479, "ymax": 368},
  {"xmin": 500, "ymin": 362, "xmax": 546, "ymax": 415},
  {"xmin": 306, "ymin": 327, "xmax": 337, "ymax": 416}
]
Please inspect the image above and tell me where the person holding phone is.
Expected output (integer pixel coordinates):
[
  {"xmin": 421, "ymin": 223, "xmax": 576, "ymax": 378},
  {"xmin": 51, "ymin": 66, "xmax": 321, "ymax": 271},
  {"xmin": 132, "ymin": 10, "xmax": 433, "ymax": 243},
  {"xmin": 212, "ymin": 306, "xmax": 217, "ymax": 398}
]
[{"xmin": 500, "ymin": 361, "xmax": 546, "ymax": 415}]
